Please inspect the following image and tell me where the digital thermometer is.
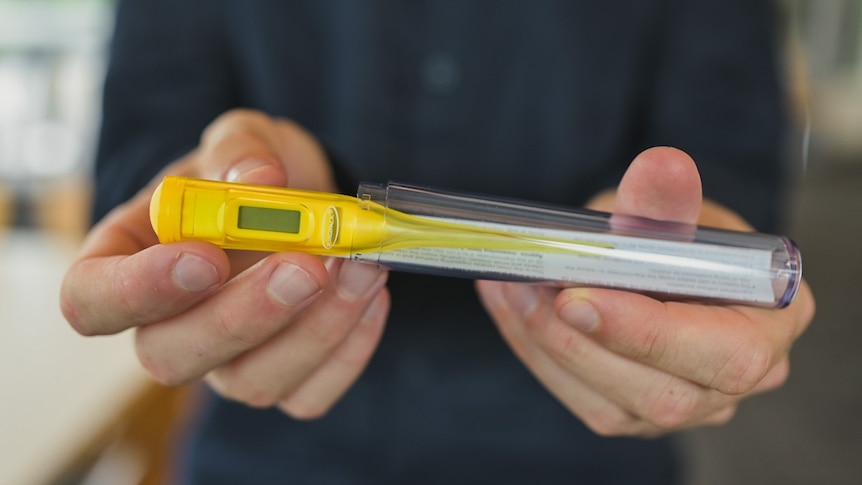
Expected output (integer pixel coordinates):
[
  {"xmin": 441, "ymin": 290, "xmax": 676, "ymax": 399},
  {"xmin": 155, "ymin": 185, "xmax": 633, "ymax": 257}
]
[
  {"xmin": 150, "ymin": 176, "xmax": 802, "ymax": 308},
  {"xmin": 150, "ymin": 176, "xmax": 388, "ymax": 256}
]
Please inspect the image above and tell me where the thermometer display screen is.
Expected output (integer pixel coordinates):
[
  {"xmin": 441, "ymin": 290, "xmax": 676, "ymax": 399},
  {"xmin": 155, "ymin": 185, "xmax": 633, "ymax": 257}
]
[{"xmin": 238, "ymin": 206, "xmax": 302, "ymax": 234}]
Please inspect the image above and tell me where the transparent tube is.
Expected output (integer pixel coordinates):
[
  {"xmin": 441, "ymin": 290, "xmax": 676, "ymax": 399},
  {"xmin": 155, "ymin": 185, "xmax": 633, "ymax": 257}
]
[{"xmin": 353, "ymin": 182, "xmax": 801, "ymax": 308}]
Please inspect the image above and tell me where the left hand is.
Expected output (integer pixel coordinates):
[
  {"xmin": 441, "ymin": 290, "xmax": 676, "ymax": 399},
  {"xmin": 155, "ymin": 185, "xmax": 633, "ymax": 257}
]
[
  {"xmin": 475, "ymin": 147, "xmax": 815, "ymax": 436},
  {"xmin": 61, "ymin": 110, "xmax": 390, "ymax": 419}
]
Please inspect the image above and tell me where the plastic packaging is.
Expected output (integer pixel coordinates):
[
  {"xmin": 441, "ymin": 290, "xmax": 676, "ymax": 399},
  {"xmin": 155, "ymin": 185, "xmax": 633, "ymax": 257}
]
[{"xmin": 150, "ymin": 176, "xmax": 802, "ymax": 308}]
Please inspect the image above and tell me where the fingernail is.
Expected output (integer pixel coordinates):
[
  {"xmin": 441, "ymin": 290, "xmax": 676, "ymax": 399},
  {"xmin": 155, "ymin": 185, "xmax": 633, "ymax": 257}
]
[
  {"xmin": 560, "ymin": 299, "xmax": 600, "ymax": 333},
  {"xmin": 504, "ymin": 283, "xmax": 540, "ymax": 315},
  {"xmin": 336, "ymin": 261, "xmax": 385, "ymax": 301},
  {"xmin": 268, "ymin": 262, "xmax": 322, "ymax": 306},
  {"xmin": 172, "ymin": 253, "xmax": 219, "ymax": 292},
  {"xmin": 225, "ymin": 158, "xmax": 277, "ymax": 183}
]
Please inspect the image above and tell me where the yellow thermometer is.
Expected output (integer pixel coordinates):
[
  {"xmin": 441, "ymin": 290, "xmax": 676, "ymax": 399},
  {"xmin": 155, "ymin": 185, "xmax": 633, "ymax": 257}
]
[
  {"xmin": 149, "ymin": 176, "xmax": 608, "ymax": 257},
  {"xmin": 149, "ymin": 176, "xmax": 802, "ymax": 308},
  {"xmin": 151, "ymin": 176, "xmax": 387, "ymax": 256}
]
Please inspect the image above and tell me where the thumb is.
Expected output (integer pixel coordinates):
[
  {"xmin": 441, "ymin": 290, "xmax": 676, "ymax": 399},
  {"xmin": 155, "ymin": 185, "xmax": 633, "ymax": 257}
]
[
  {"xmin": 195, "ymin": 109, "xmax": 336, "ymax": 193},
  {"xmin": 614, "ymin": 146, "xmax": 703, "ymax": 225}
]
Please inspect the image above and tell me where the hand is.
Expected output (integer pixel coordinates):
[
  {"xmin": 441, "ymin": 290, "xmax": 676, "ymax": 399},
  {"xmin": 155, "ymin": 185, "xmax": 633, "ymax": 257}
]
[
  {"xmin": 61, "ymin": 109, "xmax": 390, "ymax": 419},
  {"xmin": 476, "ymin": 147, "xmax": 815, "ymax": 436}
]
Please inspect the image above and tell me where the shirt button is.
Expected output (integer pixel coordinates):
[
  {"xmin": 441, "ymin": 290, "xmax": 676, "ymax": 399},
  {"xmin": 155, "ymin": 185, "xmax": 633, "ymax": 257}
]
[{"xmin": 421, "ymin": 53, "xmax": 460, "ymax": 93}]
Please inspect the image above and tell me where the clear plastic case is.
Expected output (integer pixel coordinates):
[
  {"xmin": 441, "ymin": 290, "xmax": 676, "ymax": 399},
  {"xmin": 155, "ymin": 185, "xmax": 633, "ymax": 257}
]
[{"xmin": 352, "ymin": 182, "xmax": 801, "ymax": 308}]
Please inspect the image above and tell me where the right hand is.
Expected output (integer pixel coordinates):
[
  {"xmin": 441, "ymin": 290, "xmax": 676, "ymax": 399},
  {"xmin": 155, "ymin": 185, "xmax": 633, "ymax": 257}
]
[{"xmin": 61, "ymin": 109, "xmax": 390, "ymax": 419}]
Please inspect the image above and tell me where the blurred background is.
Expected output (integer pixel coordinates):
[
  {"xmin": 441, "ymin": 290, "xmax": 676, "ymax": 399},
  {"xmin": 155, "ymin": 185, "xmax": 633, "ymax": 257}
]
[{"xmin": 0, "ymin": 0, "xmax": 859, "ymax": 484}]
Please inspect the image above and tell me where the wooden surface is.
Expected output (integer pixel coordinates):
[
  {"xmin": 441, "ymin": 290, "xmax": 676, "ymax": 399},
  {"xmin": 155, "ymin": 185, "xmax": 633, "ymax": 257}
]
[{"xmin": 0, "ymin": 183, "xmax": 192, "ymax": 485}]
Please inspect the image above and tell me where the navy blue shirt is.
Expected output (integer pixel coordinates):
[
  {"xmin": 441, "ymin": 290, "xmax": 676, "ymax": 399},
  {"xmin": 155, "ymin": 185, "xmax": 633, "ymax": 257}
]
[{"xmin": 94, "ymin": 1, "xmax": 788, "ymax": 483}]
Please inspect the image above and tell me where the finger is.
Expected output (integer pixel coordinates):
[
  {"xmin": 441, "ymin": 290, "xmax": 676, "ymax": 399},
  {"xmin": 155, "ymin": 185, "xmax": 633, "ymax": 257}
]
[
  {"xmin": 610, "ymin": 146, "xmax": 753, "ymax": 229},
  {"xmin": 696, "ymin": 405, "xmax": 738, "ymax": 428},
  {"xmin": 478, "ymin": 280, "xmax": 737, "ymax": 436},
  {"xmin": 750, "ymin": 354, "xmax": 791, "ymax": 394},
  {"xmin": 63, "ymin": 242, "xmax": 229, "ymax": 336},
  {"xmin": 555, "ymin": 287, "xmax": 802, "ymax": 395},
  {"xmin": 61, "ymin": 191, "xmax": 231, "ymax": 335},
  {"xmin": 613, "ymin": 146, "xmax": 703, "ymax": 224},
  {"xmin": 205, "ymin": 260, "xmax": 388, "ymax": 407},
  {"xmin": 277, "ymin": 289, "xmax": 390, "ymax": 419},
  {"xmin": 476, "ymin": 280, "xmax": 660, "ymax": 436},
  {"xmin": 134, "ymin": 252, "xmax": 328, "ymax": 385},
  {"xmin": 499, "ymin": 282, "xmax": 741, "ymax": 429},
  {"xmin": 75, "ymin": 188, "xmax": 160, "ymax": 257},
  {"xmin": 196, "ymin": 109, "xmax": 288, "ymax": 186},
  {"xmin": 196, "ymin": 109, "xmax": 334, "ymax": 192}
]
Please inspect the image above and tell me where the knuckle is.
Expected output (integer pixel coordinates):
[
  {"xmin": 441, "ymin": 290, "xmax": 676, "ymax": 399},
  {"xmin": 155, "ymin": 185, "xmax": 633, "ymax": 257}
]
[
  {"xmin": 114, "ymin": 265, "xmax": 153, "ymax": 327},
  {"xmin": 757, "ymin": 358, "xmax": 791, "ymax": 393},
  {"xmin": 634, "ymin": 320, "xmax": 667, "ymax": 362},
  {"xmin": 135, "ymin": 330, "xmax": 191, "ymax": 387},
  {"xmin": 544, "ymin": 320, "xmax": 590, "ymax": 364},
  {"xmin": 60, "ymin": 292, "xmax": 94, "ymax": 336},
  {"xmin": 713, "ymin": 341, "xmax": 773, "ymax": 395},
  {"xmin": 207, "ymin": 365, "xmax": 289, "ymax": 409},
  {"xmin": 216, "ymin": 377, "xmax": 281, "ymax": 409},
  {"xmin": 60, "ymin": 267, "xmax": 113, "ymax": 336},
  {"xmin": 704, "ymin": 406, "xmax": 738, "ymax": 427},
  {"xmin": 300, "ymin": 317, "xmax": 352, "ymax": 350},
  {"xmin": 146, "ymin": 367, "xmax": 187, "ymax": 388},
  {"xmin": 136, "ymin": 350, "xmax": 187, "ymax": 387},
  {"xmin": 643, "ymin": 384, "xmax": 699, "ymax": 430},
  {"xmin": 213, "ymin": 308, "xmax": 270, "ymax": 347},
  {"xmin": 582, "ymin": 409, "xmax": 637, "ymax": 437}
]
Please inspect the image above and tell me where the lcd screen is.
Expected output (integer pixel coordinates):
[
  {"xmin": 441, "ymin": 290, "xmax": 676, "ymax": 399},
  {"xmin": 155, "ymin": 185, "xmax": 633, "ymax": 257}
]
[{"xmin": 238, "ymin": 206, "xmax": 302, "ymax": 234}]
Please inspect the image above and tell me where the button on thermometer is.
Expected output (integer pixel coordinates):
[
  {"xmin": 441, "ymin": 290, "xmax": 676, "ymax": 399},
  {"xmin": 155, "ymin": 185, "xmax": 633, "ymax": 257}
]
[{"xmin": 150, "ymin": 176, "xmax": 801, "ymax": 308}]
